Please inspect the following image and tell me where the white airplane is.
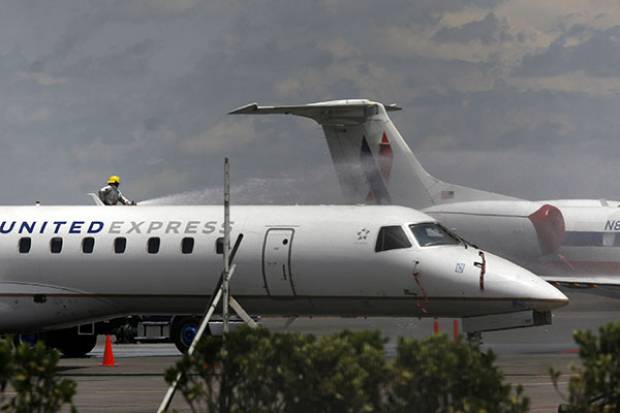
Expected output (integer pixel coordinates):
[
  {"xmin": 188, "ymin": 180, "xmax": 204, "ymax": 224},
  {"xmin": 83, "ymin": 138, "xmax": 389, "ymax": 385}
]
[
  {"xmin": 0, "ymin": 204, "xmax": 566, "ymax": 355},
  {"xmin": 231, "ymin": 99, "xmax": 620, "ymax": 298}
]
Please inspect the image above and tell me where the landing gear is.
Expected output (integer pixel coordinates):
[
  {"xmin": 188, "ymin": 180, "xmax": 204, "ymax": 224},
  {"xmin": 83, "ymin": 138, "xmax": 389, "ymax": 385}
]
[
  {"xmin": 115, "ymin": 322, "xmax": 138, "ymax": 344},
  {"xmin": 44, "ymin": 328, "xmax": 97, "ymax": 357},
  {"xmin": 171, "ymin": 317, "xmax": 203, "ymax": 354}
]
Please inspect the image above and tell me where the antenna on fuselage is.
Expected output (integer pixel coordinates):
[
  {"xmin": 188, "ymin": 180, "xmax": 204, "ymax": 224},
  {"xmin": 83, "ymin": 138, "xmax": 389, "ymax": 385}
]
[{"xmin": 158, "ymin": 158, "xmax": 254, "ymax": 413}]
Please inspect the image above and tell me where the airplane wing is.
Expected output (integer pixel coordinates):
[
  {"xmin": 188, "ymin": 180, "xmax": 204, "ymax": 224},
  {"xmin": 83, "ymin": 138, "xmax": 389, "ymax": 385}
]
[{"xmin": 542, "ymin": 275, "xmax": 620, "ymax": 298}]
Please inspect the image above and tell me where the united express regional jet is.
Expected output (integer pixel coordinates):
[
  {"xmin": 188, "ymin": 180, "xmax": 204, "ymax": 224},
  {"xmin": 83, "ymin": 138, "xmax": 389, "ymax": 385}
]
[{"xmin": 0, "ymin": 205, "xmax": 565, "ymax": 355}]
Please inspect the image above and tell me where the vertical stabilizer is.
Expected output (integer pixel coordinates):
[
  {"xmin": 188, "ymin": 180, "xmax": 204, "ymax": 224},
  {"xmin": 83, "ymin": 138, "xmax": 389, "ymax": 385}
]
[{"xmin": 230, "ymin": 99, "xmax": 515, "ymax": 209}]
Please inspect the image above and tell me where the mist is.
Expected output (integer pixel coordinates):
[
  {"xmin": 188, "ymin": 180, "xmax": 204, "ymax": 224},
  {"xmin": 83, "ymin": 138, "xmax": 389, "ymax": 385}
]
[{"xmin": 141, "ymin": 172, "xmax": 345, "ymax": 206}]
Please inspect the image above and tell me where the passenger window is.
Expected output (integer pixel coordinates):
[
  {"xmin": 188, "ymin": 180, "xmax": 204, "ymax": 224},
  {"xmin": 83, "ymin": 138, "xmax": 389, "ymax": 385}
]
[
  {"xmin": 50, "ymin": 237, "xmax": 63, "ymax": 254},
  {"xmin": 82, "ymin": 237, "xmax": 95, "ymax": 254},
  {"xmin": 181, "ymin": 237, "xmax": 194, "ymax": 254},
  {"xmin": 18, "ymin": 237, "xmax": 31, "ymax": 254},
  {"xmin": 147, "ymin": 237, "xmax": 160, "ymax": 254},
  {"xmin": 409, "ymin": 223, "xmax": 460, "ymax": 247},
  {"xmin": 375, "ymin": 226, "xmax": 412, "ymax": 252},
  {"xmin": 114, "ymin": 237, "xmax": 127, "ymax": 254}
]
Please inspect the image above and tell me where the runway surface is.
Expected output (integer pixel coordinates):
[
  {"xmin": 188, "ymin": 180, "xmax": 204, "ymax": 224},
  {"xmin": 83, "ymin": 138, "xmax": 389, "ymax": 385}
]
[{"xmin": 58, "ymin": 293, "xmax": 618, "ymax": 413}]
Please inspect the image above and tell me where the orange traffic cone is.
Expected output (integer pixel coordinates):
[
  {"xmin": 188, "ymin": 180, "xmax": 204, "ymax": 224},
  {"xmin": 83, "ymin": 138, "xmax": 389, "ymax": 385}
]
[{"xmin": 102, "ymin": 335, "xmax": 115, "ymax": 367}]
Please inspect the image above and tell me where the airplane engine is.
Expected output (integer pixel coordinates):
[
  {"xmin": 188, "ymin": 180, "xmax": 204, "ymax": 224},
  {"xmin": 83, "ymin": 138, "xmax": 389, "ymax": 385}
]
[
  {"xmin": 425, "ymin": 201, "xmax": 566, "ymax": 262},
  {"xmin": 528, "ymin": 204, "xmax": 565, "ymax": 256}
]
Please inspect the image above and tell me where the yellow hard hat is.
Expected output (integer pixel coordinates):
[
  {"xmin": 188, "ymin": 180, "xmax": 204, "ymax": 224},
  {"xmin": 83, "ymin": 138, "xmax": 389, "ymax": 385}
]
[{"xmin": 107, "ymin": 175, "xmax": 121, "ymax": 185}]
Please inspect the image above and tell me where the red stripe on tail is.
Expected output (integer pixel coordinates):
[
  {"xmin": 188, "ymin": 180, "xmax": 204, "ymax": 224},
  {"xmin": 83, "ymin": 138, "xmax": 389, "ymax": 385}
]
[{"xmin": 378, "ymin": 132, "xmax": 393, "ymax": 181}]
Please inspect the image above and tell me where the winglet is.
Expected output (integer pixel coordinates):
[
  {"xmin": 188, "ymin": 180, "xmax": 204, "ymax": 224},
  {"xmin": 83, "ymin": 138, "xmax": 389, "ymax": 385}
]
[{"xmin": 88, "ymin": 193, "xmax": 105, "ymax": 206}]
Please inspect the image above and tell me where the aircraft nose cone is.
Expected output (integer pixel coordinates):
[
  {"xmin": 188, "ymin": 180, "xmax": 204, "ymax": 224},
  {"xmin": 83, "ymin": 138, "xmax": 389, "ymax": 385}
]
[{"xmin": 484, "ymin": 252, "xmax": 569, "ymax": 311}]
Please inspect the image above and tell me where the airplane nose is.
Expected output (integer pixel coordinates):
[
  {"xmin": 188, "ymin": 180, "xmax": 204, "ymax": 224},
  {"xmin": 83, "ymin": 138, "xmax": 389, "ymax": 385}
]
[{"xmin": 483, "ymin": 252, "xmax": 568, "ymax": 311}]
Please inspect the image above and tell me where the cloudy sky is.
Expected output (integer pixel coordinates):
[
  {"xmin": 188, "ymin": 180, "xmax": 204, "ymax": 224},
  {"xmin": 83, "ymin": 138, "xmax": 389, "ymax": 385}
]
[{"xmin": 2, "ymin": 0, "xmax": 620, "ymax": 204}]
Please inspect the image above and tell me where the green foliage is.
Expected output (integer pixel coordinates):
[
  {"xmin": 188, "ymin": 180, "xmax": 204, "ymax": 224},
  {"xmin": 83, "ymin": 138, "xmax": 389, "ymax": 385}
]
[
  {"xmin": 0, "ymin": 339, "xmax": 76, "ymax": 413},
  {"xmin": 166, "ymin": 327, "xmax": 388, "ymax": 413},
  {"xmin": 387, "ymin": 335, "xmax": 529, "ymax": 413},
  {"xmin": 0, "ymin": 340, "xmax": 13, "ymax": 408},
  {"xmin": 166, "ymin": 328, "xmax": 528, "ymax": 413},
  {"xmin": 552, "ymin": 320, "xmax": 620, "ymax": 413},
  {"xmin": 279, "ymin": 330, "xmax": 388, "ymax": 413}
]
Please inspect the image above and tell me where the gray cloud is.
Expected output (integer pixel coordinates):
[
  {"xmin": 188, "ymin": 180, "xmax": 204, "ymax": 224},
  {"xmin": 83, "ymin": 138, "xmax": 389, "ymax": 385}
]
[
  {"xmin": 0, "ymin": 0, "xmax": 619, "ymax": 206},
  {"xmin": 517, "ymin": 25, "xmax": 620, "ymax": 77},
  {"xmin": 433, "ymin": 13, "xmax": 513, "ymax": 44}
]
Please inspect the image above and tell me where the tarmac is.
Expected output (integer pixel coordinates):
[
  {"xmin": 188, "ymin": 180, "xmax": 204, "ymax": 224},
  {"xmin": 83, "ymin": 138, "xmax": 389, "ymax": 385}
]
[{"xmin": 58, "ymin": 291, "xmax": 618, "ymax": 413}]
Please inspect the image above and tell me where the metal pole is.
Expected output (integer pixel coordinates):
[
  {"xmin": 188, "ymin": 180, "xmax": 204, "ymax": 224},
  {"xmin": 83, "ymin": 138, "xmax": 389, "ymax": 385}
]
[
  {"xmin": 157, "ymin": 267, "xmax": 232, "ymax": 413},
  {"xmin": 223, "ymin": 158, "xmax": 231, "ymax": 334},
  {"xmin": 157, "ymin": 158, "xmax": 241, "ymax": 413}
]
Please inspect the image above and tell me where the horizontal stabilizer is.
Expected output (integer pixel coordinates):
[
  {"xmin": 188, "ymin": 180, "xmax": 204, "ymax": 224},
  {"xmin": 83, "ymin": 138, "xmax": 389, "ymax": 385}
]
[{"xmin": 230, "ymin": 100, "xmax": 401, "ymax": 126}]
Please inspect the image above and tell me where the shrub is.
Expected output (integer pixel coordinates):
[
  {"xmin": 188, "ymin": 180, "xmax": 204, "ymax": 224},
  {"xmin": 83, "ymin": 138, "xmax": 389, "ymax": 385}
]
[
  {"xmin": 553, "ymin": 320, "xmax": 620, "ymax": 412},
  {"xmin": 165, "ymin": 327, "xmax": 388, "ymax": 413},
  {"xmin": 0, "ymin": 339, "xmax": 76, "ymax": 413},
  {"xmin": 386, "ymin": 335, "xmax": 529, "ymax": 413},
  {"xmin": 166, "ymin": 328, "xmax": 529, "ymax": 413}
]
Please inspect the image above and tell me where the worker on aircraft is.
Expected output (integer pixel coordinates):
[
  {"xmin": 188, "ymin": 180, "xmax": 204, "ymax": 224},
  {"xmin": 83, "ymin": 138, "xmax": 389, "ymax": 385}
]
[{"xmin": 98, "ymin": 175, "xmax": 135, "ymax": 205}]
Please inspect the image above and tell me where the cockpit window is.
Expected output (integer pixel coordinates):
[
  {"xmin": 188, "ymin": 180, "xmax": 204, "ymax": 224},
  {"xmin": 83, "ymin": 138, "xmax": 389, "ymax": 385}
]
[
  {"xmin": 375, "ymin": 226, "xmax": 412, "ymax": 252},
  {"xmin": 409, "ymin": 223, "xmax": 460, "ymax": 247}
]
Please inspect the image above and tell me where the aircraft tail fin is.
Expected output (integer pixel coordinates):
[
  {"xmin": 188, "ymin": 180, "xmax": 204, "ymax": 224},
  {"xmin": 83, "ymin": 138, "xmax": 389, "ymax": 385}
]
[{"xmin": 230, "ymin": 99, "xmax": 513, "ymax": 209}]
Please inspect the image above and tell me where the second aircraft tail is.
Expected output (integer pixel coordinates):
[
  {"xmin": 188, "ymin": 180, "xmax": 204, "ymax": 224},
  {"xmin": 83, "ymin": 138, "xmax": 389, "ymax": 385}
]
[{"xmin": 230, "ymin": 99, "xmax": 514, "ymax": 209}]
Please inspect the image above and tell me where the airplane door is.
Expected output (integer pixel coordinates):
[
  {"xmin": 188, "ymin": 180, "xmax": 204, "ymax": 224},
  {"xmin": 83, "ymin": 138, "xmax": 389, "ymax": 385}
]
[{"xmin": 262, "ymin": 229, "xmax": 296, "ymax": 296}]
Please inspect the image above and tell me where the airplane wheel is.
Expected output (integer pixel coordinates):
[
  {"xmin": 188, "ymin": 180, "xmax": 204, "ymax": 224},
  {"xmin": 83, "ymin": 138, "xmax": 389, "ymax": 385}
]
[
  {"xmin": 115, "ymin": 323, "xmax": 137, "ymax": 344},
  {"xmin": 171, "ymin": 317, "xmax": 203, "ymax": 354},
  {"xmin": 44, "ymin": 328, "xmax": 98, "ymax": 357}
]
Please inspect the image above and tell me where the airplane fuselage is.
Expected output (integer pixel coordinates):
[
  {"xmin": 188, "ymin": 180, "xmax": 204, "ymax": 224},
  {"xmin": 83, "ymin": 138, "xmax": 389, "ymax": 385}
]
[{"xmin": 0, "ymin": 205, "xmax": 565, "ymax": 332}]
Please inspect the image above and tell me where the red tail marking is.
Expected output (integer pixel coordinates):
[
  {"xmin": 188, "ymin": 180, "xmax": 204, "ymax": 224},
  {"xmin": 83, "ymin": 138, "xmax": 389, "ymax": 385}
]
[
  {"xmin": 378, "ymin": 132, "xmax": 393, "ymax": 181},
  {"xmin": 380, "ymin": 132, "xmax": 390, "ymax": 146}
]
